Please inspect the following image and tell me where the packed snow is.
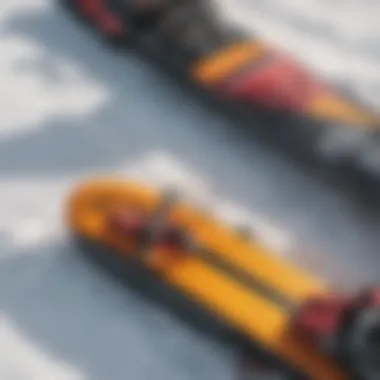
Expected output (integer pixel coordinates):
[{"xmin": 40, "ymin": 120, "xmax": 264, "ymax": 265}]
[{"xmin": 0, "ymin": 0, "xmax": 379, "ymax": 379}]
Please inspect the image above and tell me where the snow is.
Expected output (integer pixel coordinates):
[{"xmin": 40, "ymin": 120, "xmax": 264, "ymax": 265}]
[{"xmin": 0, "ymin": 0, "xmax": 379, "ymax": 379}]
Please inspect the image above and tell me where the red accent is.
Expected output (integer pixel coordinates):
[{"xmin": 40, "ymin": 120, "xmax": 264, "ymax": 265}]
[
  {"xmin": 77, "ymin": 0, "xmax": 102, "ymax": 19},
  {"xmin": 293, "ymin": 294, "xmax": 353, "ymax": 342},
  {"xmin": 220, "ymin": 55, "xmax": 320, "ymax": 113},
  {"xmin": 156, "ymin": 229, "xmax": 184, "ymax": 251},
  {"xmin": 109, "ymin": 210, "xmax": 185, "ymax": 251},
  {"xmin": 366, "ymin": 288, "xmax": 380, "ymax": 307},
  {"xmin": 76, "ymin": 0, "xmax": 124, "ymax": 36},
  {"xmin": 157, "ymin": 240, "xmax": 181, "ymax": 252},
  {"xmin": 110, "ymin": 210, "xmax": 148, "ymax": 237}
]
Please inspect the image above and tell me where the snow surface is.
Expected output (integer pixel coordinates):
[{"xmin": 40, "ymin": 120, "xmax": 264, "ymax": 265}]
[{"xmin": 0, "ymin": 0, "xmax": 380, "ymax": 379}]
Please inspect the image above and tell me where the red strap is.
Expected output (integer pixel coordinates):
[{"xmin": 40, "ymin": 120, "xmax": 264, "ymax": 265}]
[
  {"xmin": 77, "ymin": 0, "xmax": 124, "ymax": 35},
  {"xmin": 110, "ymin": 211, "xmax": 147, "ymax": 236},
  {"xmin": 363, "ymin": 288, "xmax": 380, "ymax": 307},
  {"xmin": 222, "ymin": 54, "xmax": 319, "ymax": 112},
  {"xmin": 77, "ymin": 0, "xmax": 103, "ymax": 18},
  {"xmin": 294, "ymin": 295, "xmax": 352, "ymax": 340}
]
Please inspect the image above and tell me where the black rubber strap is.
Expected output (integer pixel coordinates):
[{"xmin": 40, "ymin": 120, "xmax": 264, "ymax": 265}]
[
  {"xmin": 138, "ymin": 189, "xmax": 179, "ymax": 259},
  {"xmin": 195, "ymin": 247, "xmax": 297, "ymax": 313}
]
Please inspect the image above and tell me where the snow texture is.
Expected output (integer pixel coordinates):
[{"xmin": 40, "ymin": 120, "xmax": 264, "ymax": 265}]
[{"xmin": 0, "ymin": 0, "xmax": 380, "ymax": 379}]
